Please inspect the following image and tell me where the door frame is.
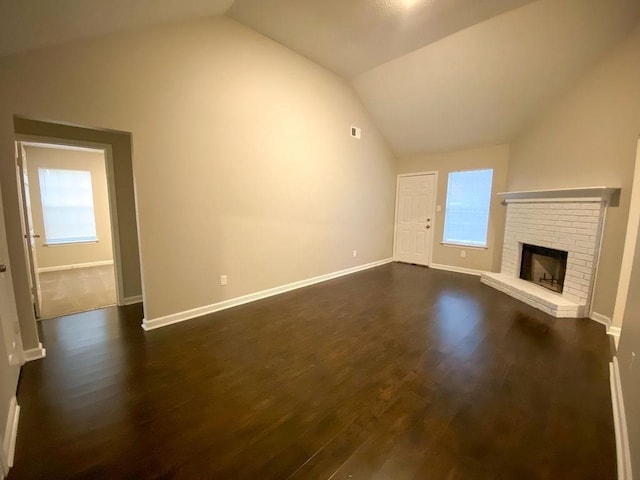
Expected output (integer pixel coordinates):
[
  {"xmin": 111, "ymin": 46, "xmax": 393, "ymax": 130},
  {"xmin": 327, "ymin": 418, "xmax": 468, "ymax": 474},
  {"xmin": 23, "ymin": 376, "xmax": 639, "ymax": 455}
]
[
  {"xmin": 392, "ymin": 171, "xmax": 438, "ymax": 267},
  {"xmin": 14, "ymin": 135, "xmax": 127, "ymax": 308},
  {"xmin": 15, "ymin": 143, "xmax": 42, "ymax": 318}
]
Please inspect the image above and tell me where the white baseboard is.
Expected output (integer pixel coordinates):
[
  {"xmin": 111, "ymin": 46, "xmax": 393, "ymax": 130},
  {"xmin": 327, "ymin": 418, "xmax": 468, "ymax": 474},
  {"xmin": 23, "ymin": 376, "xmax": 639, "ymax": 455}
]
[
  {"xmin": 590, "ymin": 312, "xmax": 612, "ymax": 328},
  {"xmin": 610, "ymin": 357, "xmax": 633, "ymax": 480},
  {"xmin": 429, "ymin": 263, "xmax": 485, "ymax": 276},
  {"xmin": 608, "ymin": 326, "xmax": 622, "ymax": 337},
  {"xmin": 122, "ymin": 295, "xmax": 143, "ymax": 306},
  {"xmin": 23, "ymin": 342, "xmax": 46, "ymax": 362},
  {"xmin": 142, "ymin": 258, "xmax": 393, "ymax": 331},
  {"xmin": 37, "ymin": 260, "xmax": 113, "ymax": 274},
  {"xmin": 2, "ymin": 396, "xmax": 19, "ymax": 471}
]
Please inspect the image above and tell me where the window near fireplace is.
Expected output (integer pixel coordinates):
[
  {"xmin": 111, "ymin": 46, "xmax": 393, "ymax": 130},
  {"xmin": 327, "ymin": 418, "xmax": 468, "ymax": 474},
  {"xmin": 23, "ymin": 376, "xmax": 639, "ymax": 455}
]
[
  {"xmin": 443, "ymin": 168, "xmax": 493, "ymax": 247},
  {"xmin": 519, "ymin": 244, "xmax": 568, "ymax": 294}
]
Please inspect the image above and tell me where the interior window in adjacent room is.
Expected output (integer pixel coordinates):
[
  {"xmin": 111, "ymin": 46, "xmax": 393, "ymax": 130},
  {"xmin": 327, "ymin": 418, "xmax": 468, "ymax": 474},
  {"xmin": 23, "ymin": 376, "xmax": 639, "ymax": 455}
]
[{"xmin": 38, "ymin": 168, "xmax": 98, "ymax": 245}]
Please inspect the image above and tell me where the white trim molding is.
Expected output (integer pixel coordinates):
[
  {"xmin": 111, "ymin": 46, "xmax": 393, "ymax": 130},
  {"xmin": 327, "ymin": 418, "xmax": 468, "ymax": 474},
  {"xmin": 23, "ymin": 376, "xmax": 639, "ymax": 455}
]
[
  {"xmin": 2, "ymin": 396, "xmax": 20, "ymax": 472},
  {"xmin": 429, "ymin": 263, "xmax": 485, "ymax": 276},
  {"xmin": 610, "ymin": 357, "xmax": 633, "ymax": 480},
  {"xmin": 37, "ymin": 260, "xmax": 113, "ymax": 274},
  {"xmin": 122, "ymin": 295, "xmax": 143, "ymax": 306},
  {"xmin": 142, "ymin": 258, "xmax": 393, "ymax": 331},
  {"xmin": 23, "ymin": 342, "xmax": 46, "ymax": 362},
  {"xmin": 608, "ymin": 326, "xmax": 622, "ymax": 337},
  {"xmin": 590, "ymin": 312, "xmax": 612, "ymax": 328}
]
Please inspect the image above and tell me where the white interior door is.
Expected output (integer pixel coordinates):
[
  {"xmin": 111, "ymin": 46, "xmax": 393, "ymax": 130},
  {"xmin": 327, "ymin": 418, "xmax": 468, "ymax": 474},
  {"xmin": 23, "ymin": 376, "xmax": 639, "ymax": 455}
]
[
  {"xmin": 15, "ymin": 143, "xmax": 42, "ymax": 318},
  {"xmin": 394, "ymin": 174, "xmax": 436, "ymax": 266}
]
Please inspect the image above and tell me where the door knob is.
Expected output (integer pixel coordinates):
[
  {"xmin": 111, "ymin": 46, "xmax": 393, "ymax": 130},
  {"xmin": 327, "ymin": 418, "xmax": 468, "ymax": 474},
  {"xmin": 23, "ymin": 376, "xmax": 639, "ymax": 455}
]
[
  {"xmin": 0, "ymin": 265, "xmax": 6, "ymax": 273},
  {"xmin": 426, "ymin": 225, "xmax": 431, "ymax": 229}
]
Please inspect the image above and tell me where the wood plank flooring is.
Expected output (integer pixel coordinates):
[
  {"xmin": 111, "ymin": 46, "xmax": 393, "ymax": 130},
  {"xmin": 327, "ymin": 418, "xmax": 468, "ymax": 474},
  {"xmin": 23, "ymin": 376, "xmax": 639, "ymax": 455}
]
[{"xmin": 9, "ymin": 263, "xmax": 615, "ymax": 479}]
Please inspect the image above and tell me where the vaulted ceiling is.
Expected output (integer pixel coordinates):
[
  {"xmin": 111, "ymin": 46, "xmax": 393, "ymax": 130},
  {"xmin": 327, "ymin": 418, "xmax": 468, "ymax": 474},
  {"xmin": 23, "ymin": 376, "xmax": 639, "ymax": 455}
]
[
  {"xmin": 2, "ymin": 0, "xmax": 639, "ymax": 156},
  {"xmin": 0, "ymin": 0, "xmax": 234, "ymax": 57},
  {"xmin": 352, "ymin": 0, "xmax": 640, "ymax": 155},
  {"xmin": 228, "ymin": 0, "xmax": 537, "ymax": 78}
]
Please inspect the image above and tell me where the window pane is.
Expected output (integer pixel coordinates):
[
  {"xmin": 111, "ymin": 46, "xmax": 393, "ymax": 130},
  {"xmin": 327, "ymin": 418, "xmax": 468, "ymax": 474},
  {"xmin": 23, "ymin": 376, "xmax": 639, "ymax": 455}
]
[
  {"xmin": 38, "ymin": 168, "xmax": 97, "ymax": 244},
  {"xmin": 443, "ymin": 169, "xmax": 493, "ymax": 247}
]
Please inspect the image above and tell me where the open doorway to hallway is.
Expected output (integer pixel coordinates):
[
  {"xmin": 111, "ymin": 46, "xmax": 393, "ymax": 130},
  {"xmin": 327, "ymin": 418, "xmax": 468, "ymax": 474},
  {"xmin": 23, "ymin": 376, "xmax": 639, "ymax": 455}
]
[{"xmin": 16, "ymin": 141, "xmax": 117, "ymax": 319}]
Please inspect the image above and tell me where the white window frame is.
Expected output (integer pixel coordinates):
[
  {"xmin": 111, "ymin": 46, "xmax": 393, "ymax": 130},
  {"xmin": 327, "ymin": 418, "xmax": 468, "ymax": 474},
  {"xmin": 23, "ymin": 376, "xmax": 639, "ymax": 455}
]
[
  {"xmin": 442, "ymin": 168, "xmax": 494, "ymax": 249},
  {"xmin": 38, "ymin": 167, "xmax": 99, "ymax": 246}
]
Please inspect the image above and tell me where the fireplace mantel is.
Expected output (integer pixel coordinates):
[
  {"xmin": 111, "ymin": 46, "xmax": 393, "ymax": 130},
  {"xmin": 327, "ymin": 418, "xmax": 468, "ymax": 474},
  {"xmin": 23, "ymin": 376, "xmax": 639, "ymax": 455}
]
[{"xmin": 497, "ymin": 186, "xmax": 621, "ymax": 206}]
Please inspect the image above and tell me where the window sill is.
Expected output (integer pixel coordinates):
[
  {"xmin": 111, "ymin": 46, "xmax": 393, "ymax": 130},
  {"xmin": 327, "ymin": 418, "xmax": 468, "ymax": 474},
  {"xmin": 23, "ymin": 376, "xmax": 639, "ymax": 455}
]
[
  {"xmin": 44, "ymin": 239, "xmax": 99, "ymax": 247},
  {"xmin": 441, "ymin": 242, "xmax": 488, "ymax": 250}
]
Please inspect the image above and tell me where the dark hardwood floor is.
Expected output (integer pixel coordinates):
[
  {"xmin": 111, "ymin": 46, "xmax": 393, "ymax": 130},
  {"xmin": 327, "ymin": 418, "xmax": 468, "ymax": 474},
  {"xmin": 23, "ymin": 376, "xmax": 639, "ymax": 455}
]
[{"xmin": 10, "ymin": 263, "xmax": 615, "ymax": 479}]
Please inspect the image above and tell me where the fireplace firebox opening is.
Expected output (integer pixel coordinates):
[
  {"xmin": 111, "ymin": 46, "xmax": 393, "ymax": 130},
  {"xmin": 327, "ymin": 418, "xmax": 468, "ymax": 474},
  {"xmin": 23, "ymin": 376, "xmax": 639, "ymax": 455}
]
[{"xmin": 519, "ymin": 244, "xmax": 568, "ymax": 294}]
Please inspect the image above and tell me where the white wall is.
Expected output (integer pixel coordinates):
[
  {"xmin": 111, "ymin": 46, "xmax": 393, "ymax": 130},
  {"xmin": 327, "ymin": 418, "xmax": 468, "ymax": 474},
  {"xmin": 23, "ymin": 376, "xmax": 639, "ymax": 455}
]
[
  {"xmin": 24, "ymin": 145, "xmax": 113, "ymax": 269},
  {"xmin": 0, "ymin": 16, "xmax": 396, "ymax": 327},
  {"xmin": 507, "ymin": 24, "xmax": 640, "ymax": 323}
]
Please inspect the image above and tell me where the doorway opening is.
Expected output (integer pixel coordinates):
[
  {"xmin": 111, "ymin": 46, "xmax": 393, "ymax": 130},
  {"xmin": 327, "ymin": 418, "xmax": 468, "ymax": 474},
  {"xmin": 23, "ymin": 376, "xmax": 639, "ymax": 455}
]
[{"xmin": 16, "ymin": 141, "xmax": 117, "ymax": 319}]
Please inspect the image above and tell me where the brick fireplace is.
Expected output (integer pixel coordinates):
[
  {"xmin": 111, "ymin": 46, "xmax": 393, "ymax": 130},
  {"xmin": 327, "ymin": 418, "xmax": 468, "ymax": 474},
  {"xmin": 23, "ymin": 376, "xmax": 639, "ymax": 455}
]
[{"xmin": 481, "ymin": 187, "xmax": 620, "ymax": 318}]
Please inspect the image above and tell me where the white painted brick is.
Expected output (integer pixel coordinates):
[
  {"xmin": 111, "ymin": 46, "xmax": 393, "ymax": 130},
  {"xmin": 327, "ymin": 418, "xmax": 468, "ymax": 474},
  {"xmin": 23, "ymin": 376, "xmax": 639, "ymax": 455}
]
[
  {"xmin": 581, "ymin": 203, "xmax": 600, "ymax": 210},
  {"xmin": 566, "ymin": 278, "xmax": 587, "ymax": 288},
  {"xmin": 572, "ymin": 265, "xmax": 593, "ymax": 275},
  {"xmin": 572, "ymin": 221, "xmax": 594, "ymax": 229},
  {"xmin": 576, "ymin": 225, "xmax": 598, "ymax": 233},
  {"xmin": 563, "ymin": 292, "xmax": 582, "ymax": 304},
  {"xmin": 575, "ymin": 240, "xmax": 595, "ymax": 249},
  {"xmin": 570, "ymin": 234, "xmax": 591, "ymax": 243}
]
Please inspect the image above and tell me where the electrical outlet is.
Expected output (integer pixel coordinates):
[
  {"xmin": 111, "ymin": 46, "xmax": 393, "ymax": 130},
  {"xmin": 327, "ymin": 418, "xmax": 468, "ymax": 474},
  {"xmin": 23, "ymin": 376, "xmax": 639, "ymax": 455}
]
[
  {"xmin": 460, "ymin": 250, "xmax": 466, "ymax": 258},
  {"xmin": 353, "ymin": 250, "xmax": 357, "ymax": 257},
  {"xmin": 220, "ymin": 275, "xmax": 228, "ymax": 286}
]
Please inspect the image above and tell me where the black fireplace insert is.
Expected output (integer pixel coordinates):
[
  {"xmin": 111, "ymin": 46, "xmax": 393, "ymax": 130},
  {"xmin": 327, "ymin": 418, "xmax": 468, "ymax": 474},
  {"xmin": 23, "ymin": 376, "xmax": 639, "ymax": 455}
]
[{"xmin": 519, "ymin": 244, "xmax": 568, "ymax": 294}]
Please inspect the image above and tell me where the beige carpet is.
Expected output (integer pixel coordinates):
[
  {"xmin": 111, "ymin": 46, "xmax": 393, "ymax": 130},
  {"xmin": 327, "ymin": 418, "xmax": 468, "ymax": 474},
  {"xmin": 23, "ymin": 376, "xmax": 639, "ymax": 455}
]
[{"xmin": 38, "ymin": 265, "xmax": 117, "ymax": 319}]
